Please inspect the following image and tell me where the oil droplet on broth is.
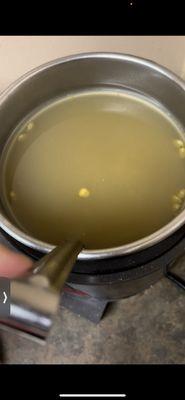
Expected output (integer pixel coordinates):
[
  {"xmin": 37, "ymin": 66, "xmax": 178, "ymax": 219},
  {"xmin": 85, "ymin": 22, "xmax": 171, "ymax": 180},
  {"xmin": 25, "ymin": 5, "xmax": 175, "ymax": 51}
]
[
  {"xmin": 173, "ymin": 139, "xmax": 184, "ymax": 149},
  {"xmin": 17, "ymin": 133, "xmax": 27, "ymax": 142},
  {"xmin": 171, "ymin": 188, "xmax": 185, "ymax": 216},
  {"xmin": 2, "ymin": 89, "xmax": 185, "ymax": 249},
  {"xmin": 178, "ymin": 189, "xmax": 185, "ymax": 199},
  {"xmin": 172, "ymin": 195, "xmax": 181, "ymax": 205},
  {"xmin": 179, "ymin": 147, "xmax": 185, "ymax": 158},
  {"xmin": 78, "ymin": 188, "xmax": 90, "ymax": 198},
  {"xmin": 9, "ymin": 191, "xmax": 16, "ymax": 202},
  {"xmin": 26, "ymin": 121, "xmax": 34, "ymax": 131}
]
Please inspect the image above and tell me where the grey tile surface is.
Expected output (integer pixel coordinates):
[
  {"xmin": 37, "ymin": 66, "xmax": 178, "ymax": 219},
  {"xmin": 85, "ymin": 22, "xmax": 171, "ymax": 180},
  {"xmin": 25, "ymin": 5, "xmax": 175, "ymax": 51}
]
[{"xmin": 0, "ymin": 275, "xmax": 184, "ymax": 364}]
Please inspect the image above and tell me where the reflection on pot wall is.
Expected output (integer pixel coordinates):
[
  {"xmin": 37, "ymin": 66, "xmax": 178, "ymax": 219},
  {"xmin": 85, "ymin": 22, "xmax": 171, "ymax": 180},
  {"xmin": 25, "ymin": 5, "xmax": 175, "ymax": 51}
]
[{"xmin": 0, "ymin": 36, "xmax": 185, "ymax": 91}]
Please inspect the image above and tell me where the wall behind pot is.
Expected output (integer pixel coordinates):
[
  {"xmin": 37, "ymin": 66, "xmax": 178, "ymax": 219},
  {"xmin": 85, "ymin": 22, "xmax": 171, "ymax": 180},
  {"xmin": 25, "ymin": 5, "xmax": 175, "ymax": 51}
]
[{"xmin": 0, "ymin": 36, "xmax": 185, "ymax": 92}]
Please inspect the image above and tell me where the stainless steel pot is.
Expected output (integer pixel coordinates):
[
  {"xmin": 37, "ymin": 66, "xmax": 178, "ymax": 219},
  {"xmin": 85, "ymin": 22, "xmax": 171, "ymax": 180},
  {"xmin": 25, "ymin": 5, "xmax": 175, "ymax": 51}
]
[{"xmin": 0, "ymin": 53, "xmax": 184, "ymax": 342}]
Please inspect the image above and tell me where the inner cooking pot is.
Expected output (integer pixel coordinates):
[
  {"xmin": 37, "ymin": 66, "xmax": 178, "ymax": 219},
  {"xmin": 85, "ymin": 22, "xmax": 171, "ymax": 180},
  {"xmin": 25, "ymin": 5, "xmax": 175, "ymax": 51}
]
[
  {"xmin": 0, "ymin": 53, "xmax": 185, "ymax": 342},
  {"xmin": 0, "ymin": 52, "xmax": 185, "ymax": 260}
]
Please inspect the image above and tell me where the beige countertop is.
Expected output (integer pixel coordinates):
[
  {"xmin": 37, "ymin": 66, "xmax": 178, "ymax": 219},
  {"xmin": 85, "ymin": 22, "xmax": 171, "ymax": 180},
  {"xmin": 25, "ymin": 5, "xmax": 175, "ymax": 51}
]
[{"xmin": 0, "ymin": 36, "xmax": 185, "ymax": 92}]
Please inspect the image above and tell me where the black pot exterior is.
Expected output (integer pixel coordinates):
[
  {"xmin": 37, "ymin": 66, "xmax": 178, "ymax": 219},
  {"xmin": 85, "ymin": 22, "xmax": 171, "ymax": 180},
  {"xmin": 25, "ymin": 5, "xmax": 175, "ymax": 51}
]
[{"xmin": 1, "ymin": 225, "xmax": 185, "ymax": 300}]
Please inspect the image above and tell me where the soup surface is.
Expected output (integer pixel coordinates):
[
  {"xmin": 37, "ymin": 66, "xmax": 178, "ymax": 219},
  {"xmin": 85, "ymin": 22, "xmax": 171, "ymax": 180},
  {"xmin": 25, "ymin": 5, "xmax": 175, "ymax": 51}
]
[{"xmin": 1, "ymin": 89, "xmax": 185, "ymax": 249}]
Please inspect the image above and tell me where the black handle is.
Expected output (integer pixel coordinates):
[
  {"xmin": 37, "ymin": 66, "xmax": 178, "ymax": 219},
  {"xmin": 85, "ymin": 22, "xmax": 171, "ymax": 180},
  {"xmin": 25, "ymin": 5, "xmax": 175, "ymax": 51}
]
[{"xmin": 164, "ymin": 262, "xmax": 185, "ymax": 290}]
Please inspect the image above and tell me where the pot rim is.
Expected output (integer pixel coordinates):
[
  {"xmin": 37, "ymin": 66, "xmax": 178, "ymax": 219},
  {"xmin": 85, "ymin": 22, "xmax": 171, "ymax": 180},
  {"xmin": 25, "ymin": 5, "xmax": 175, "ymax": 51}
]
[{"xmin": 0, "ymin": 51, "xmax": 185, "ymax": 260}]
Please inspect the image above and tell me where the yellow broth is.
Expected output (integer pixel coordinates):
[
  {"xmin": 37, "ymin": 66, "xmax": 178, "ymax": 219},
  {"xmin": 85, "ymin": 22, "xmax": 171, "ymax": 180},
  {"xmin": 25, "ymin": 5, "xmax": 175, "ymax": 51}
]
[{"xmin": 1, "ymin": 89, "xmax": 185, "ymax": 249}]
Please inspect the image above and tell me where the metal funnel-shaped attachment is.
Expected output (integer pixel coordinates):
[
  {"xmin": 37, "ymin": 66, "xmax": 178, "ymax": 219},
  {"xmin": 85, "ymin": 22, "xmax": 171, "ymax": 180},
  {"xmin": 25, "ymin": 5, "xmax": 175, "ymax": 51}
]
[{"xmin": 0, "ymin": 241, "xmax": 83, "ymax": 343}]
